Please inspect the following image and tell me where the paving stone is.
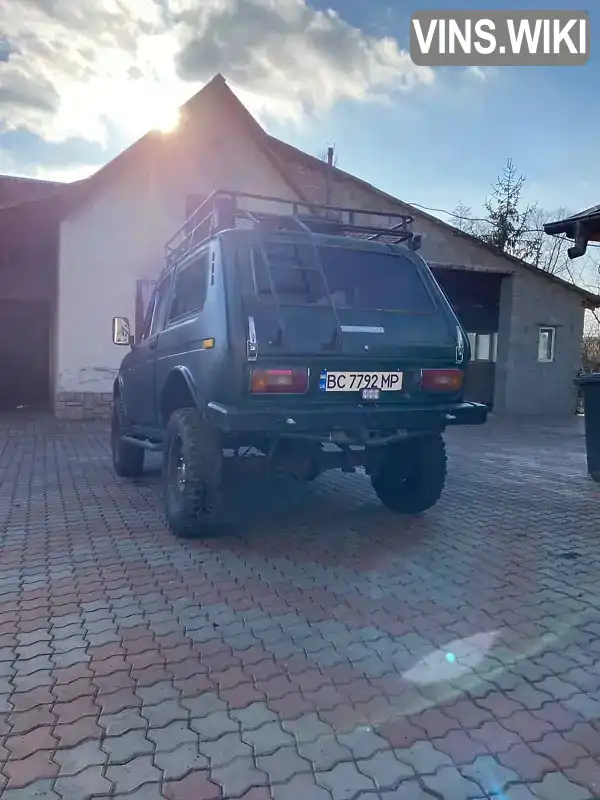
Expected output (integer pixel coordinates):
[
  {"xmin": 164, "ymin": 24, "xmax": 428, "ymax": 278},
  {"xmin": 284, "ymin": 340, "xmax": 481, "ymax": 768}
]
[
  {"xmin": 181, "ymin": 693, "xmax": 227, "ymax": 717},
  {"xmin": 282, "ymin": 712, "xmax": 334, "ymax": 743},
  {"xmin": 256, "ymin": 745, "xmax": 311, "ymax": 783},
  {"xmin": 423, "ymin": 766, "xmax": 487, "ymax": 799},
  {"xmin": 147, "ymin": 720, "xmax": 197, "ymax": 751},
  {"xmin": 564, "ymin": 758, "xmax": 600, "ymax": 796},
  {"xmin": 211, "ymin": 756, "xmax": 269, "ymax": 797},
  {"xmin": 376, "ymin": 780, "xmax": 438, "ymax": 798},
  {"xmin": 460, "ymin": 756, "xmax": 520, "ymax": 796},
  {"xmin": 2, "ymin": 779, "xmax": 60, "ymax": 799},
  {"xmin": 101, "ymin": 730, "xmax": 153, "ymax": 764},
  {"xmin": 230, "ymin": 701, "xmax": 279, "ymax": 729},
  {"xmin": 337, "ymin": 727, "xmax": 390, "ymax": 759},
  {"xmin": 533, "ymin": 676, "xmax": 580, "ymax": 701},
  {"xmin": 2, "ymin": 751, "xmax": 58, "ymax": 789},
  {"xmin": 502, "ymin": 787, "xmax": 542, "ymax": 800},
  {"xmin": 563, "ymin": 693, "xmax": 600, "ymax": 720},
  {"xmin": 163, "ymin": 772, "xmax": 222, "ymax": 799},
  {"xmin": 357, "ymin": 750, "xmax": 414, "ymax": 790},
  {"xmin": 136, "ymin": 681, "xmax": 181, "ymax": 705},
  {"xmin": 98, "ymin": 708, "xmax": 147, "ymax": 736},
  {"xmin": 53, "ymin": 766, "xmax": 112, "ymax": 800},
  {"xmin": 112, "ymin": 786, "xmax": 165, "ymax": 800},
  {"xmin": 106, "ymin": 755, "xmax": 162, "ymax": 794},
  {"xmin": 141, "ymin": 699, "xmax": 188, "ymax": 727},
  {"xmin": 154, "ymin": 744, "xmax": 209, "ymax": 780},
  {"xmin": 3, "ymin": 405, "xmax": 600, "ymax": 800},
  {"xmin": 298, "ymin": 734, "xmax": 354, "ymax": 771},
  {"xmin": 54, "ymin": 740, "xmax": 107, "ymax": 775},
  {"xmin": 316, "ymin": 761, "xmax": 377, "ymax": 799},
  {"xmin": 242, "ymin": 720, "xmax": 295, "ymax": 755},
  {"xmin": 530, "ymin": 771, "xmax": 593, "ymax": 800},
  {"xmin": 190, "ymin": 709, "xmax": 238, "ymax": 739},
  {"xmin": 14, "ymin": 655, "xmax": 54, "ymax": 675},
  {"xmin": 394, "ymin": 740, "xmax": 453, "ymax": 774},
  {"xmin": 199, "ymin": 731, "xmax": 253, "ymax": 766}
]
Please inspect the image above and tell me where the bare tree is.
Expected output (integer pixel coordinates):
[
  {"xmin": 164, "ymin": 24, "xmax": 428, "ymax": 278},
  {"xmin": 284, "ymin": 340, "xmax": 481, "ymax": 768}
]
[
  {"xmin": 526, "ymin": 206, "xmax": 572, "ymax": 276},
  {"xmin": 451, "ymin": 201, "xmax": 489, "ymax": 238},
  {"xmin": 452, "ymin": 161, "xmax": 583, "ymax": 278}
]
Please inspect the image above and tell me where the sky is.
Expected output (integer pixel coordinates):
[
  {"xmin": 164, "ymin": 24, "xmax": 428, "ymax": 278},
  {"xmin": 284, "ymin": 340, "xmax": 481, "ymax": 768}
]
[{"xmin": 0, "ymin": 0, "xmax": 598, "ymax": 231}]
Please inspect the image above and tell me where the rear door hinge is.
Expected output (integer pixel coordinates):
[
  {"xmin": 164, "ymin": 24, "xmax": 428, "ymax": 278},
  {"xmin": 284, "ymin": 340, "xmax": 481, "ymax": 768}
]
[
  {"xmin": 456, "ymin": 326, "xmax": 465, "ymax": 364},
  {"xmin": 247, "ymin": 316, "xmax": 258, "ymax": 361}
]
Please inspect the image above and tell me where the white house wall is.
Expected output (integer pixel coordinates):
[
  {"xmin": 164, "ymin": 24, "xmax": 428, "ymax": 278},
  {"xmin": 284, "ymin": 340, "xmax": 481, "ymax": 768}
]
[{"xmin": 55, "ymin": 116, "xmax": 301, "ymax": 417}]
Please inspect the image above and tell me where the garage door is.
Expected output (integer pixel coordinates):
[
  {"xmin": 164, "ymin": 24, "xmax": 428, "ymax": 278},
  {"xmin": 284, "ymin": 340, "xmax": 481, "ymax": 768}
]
[{"xmin": 0, "ymin": 300, "xmax": 51, "ymax": 410}]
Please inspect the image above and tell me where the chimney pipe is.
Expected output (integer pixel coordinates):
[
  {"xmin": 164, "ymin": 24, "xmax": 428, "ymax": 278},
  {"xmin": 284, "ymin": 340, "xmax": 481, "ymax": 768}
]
[{"xmin": 325, "ymin": 146, "xmax": 334, "ymax": 206}]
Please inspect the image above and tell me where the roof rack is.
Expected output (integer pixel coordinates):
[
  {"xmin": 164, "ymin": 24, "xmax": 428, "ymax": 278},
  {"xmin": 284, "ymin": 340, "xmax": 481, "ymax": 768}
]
[{"xmin": 163, "ymin": 190, "xmax": 420, "ymax": 275}]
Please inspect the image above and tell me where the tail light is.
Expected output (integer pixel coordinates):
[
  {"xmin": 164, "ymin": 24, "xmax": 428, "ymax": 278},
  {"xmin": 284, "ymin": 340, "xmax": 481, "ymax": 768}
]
[
  {"xmin": 250, "ymin": 367, "xmax": 309, "ymax": 394},
  {"xmin": 421, "ymin": 369, "xmax": 464, "ymax": 393}
]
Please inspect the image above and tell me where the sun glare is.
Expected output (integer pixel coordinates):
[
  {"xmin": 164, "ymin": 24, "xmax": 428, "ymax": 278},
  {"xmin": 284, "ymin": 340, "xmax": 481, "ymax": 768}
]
[{"xmin": 154, "ymin": 106, "xmax": 181, "ymax": 134}]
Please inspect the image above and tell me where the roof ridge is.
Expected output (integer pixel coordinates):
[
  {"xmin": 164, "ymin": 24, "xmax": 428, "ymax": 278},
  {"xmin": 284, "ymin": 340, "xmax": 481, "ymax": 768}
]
[{"xmin": 265, "ymin": 134, "xmax": 600, "ymax": 306}]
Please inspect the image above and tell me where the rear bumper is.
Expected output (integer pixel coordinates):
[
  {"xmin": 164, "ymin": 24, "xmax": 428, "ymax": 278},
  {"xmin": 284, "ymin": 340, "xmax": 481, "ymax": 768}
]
[{"xmin": 205, "ymin": 400, "xmax": 488, "ymax": 434}]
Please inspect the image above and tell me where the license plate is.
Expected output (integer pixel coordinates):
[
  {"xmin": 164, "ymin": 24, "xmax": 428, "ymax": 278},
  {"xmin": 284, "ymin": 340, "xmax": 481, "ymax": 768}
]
[{"xmin": 319, "ymin": 371, "xmax": 403, "ymax": 392}]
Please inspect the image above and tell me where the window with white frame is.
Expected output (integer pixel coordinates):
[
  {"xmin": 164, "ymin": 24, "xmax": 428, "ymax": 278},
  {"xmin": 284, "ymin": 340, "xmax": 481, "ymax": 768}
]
[
  {"xmin": 538, "ymin": 326, "xmax": 556, "ymax": 362},
  {"xmin": 467, "ymin": 332, "xmax": 498, "ymax": 362}
]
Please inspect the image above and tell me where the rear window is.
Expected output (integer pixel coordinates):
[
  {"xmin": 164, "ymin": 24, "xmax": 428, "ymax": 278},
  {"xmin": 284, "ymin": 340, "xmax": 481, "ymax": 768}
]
[{"xmin": 252, "ymin": 242, "xmax": 435, "ymax": 313}]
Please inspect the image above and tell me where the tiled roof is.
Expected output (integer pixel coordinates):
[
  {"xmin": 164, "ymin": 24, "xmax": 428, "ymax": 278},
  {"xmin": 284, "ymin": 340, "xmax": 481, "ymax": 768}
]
[{"xmin": 0, "ymin": 175, "xmax": 66, "ymax": 210}]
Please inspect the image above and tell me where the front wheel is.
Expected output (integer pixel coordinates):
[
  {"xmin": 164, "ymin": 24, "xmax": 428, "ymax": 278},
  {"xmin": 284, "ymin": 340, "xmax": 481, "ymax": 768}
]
[
  {"xmin": 163, "ymin": 408, "xmax": 223, "ymax": 538},
  {"xmin": 370, "ymin": 433, "xmax": 447, "ymax": 514},
  {"xmin": 111, "ymin": 400, "xmax": 145, "ymax": 478}
]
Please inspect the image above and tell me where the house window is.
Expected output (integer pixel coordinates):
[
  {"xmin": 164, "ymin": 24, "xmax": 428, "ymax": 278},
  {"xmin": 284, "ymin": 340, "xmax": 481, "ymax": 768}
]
[
  {"xmin": 538, "ymin": 326, "xmax": 556, "ymax": 362},
  {"xmin": 467, "ymin": 332, "xmax": 497, "ymax": 362},
  {"xmin": 475, "ymin": 333, "xmax": 491, "ymax": 361}
]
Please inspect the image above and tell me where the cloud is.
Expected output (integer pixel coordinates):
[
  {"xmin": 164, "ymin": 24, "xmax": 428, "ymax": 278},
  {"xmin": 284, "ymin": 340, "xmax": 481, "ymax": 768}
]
[
  {"xmin": 172, "ymin": 0, "xmax": 435, "ymax": 121},
  {"xmin": 0, "ymin": 146, "xmax": 97, "ymax": 182},
  {"xmin": 0, "ymin": 0, "xmax": 435, "ymax": 148}
]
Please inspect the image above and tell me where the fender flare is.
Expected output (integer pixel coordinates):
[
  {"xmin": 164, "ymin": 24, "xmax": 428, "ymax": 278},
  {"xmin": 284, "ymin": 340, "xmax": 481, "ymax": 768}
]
[{"xmin": 160, "ymin": 366, "xmax": 202, "ymax": 414}]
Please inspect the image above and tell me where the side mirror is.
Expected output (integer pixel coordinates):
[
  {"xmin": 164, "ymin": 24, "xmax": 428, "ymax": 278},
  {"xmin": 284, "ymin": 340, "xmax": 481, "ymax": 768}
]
[{"xmin": 112, "ymin": 316, "xmax": 134, "ymax": 346}]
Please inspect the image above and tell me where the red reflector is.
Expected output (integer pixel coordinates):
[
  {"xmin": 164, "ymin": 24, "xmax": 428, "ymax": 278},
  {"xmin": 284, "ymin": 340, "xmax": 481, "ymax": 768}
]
[
  {"xmin": 250, "ymin": 368, "xmax": 309, "ymax": 394},
  {"xmin": 421, "ymin": 369, "xmax": 464, "ymax": 392}
]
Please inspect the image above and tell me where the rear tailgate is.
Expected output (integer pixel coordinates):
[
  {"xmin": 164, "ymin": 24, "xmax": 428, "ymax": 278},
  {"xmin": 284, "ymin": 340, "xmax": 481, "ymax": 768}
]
[{"xmin": 240, "ymin": 240, "xmax": 462, "ymax": 405}]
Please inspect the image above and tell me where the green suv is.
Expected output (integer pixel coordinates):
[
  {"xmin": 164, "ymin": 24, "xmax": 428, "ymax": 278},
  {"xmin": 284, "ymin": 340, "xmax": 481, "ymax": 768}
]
[{"xmin": 111, "ymin": 191, "xmax": 487, "ymax": 537}]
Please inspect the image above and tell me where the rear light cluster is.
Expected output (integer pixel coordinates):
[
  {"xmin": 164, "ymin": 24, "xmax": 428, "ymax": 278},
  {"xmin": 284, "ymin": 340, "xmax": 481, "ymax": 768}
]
[
  {"xmin": 250, "ymin": 368, "xmax": 309, "ymax": 394},
  {"xmin": 421, "ymin": 369, "xmax": 464, "ymax": 393}
]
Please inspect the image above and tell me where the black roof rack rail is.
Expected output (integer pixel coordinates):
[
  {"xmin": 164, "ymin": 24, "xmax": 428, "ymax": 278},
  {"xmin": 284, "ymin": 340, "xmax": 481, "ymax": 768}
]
[{"xmin": 162, "ymin": 190, "xmax": 420, "ymax": 275}]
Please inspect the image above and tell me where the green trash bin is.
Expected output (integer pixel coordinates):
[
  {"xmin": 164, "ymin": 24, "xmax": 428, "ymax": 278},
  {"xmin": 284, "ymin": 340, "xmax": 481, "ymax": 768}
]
[{"xmin": 575, "ymin": 372, "xmax": 600, "ymax": 481}]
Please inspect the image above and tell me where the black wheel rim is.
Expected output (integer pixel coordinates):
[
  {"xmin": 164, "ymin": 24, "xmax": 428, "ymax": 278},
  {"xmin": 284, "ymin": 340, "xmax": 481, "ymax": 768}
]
[{"xmin": 167, "ymin": 434, "xmax": 187, "ymax": 500}]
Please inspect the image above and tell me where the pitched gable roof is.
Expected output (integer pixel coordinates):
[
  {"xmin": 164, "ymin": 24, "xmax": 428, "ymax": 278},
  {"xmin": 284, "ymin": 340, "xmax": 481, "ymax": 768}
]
[
  {"xmin": 3, "ymin": 73, "xmax": 598, "ymax": 307},
  {"xmin": 0, "ymin": 175, "xmax": 69, "ymax": 211},
  {"xmin": 61, "ymin": 74, "xmax": 315, "ymax": 217},
  {"xmin": 264, "ymin": 136, "xmax": 600, "ymax": 307}
]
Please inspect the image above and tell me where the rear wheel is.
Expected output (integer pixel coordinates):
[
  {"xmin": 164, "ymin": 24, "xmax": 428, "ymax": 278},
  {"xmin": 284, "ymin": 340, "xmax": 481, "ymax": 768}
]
[
  {"xmin": 163, "ymin": 408, "xmax": 223, "ymax": 538},
  {"xmin": 111, "ymin": 398, "xmax": 145, "ymax": 478},
  {"xmin": 371, "ymin": 433, "xmax": 447, "ymax": 514}
]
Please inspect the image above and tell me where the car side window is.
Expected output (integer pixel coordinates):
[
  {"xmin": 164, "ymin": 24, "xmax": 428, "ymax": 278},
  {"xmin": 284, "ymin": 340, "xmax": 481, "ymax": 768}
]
[
  {"xmin": 166, "ymin": 252, "xmax": 209, "ymax": 324},
  {"xmin": 139, "ymin": 291, "xmax": 156, "ymax": 341},
  {"xmin": 150, "ymin": 275, "xmax": 173, "ymax": 337}
]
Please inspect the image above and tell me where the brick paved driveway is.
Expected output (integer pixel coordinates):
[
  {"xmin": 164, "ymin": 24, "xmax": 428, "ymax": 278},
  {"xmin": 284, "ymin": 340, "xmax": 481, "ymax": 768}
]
[{"xmin": 0, "ymin": 414, "xmax": 599, "ymax": 799}]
